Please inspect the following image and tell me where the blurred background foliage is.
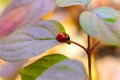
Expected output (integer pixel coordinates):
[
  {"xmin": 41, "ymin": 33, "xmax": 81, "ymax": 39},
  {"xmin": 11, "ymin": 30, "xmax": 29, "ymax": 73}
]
[
  {"xmin": 0, "ymin": 0, "xmax": 11, "ymax": 14},
  {"xmin": 0, "ymin": 0, "xmax": 120, "ymax": 80}
]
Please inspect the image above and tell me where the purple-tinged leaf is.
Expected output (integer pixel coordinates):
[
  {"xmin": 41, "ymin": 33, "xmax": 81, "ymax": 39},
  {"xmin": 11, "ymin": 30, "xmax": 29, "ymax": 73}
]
[
  {"xmin": 0, "ymin": 60, "xmax": 26, "ymax": 80},
  {"xmin": 80, "ymin": 7, "xmax": 120, "ymax": 46},
  {"xmin": 0, "ymin": 6, "xmax": 28, "ymax": 38},
  {"xmin": 93, "ymin": 7, "xmax": 120, "ymax": 23},
  {"xmin": 2, "ymin": 0, "xmax": 56, "ymax": 24},
  {"xmin": 80, "ymin": 12, "xmax": 98, "ymax": 37},
  {"xmin": 36, "ymin": 59, "xmax": 88, "ymax": 80},
  {"xmin": 56, "ymin": 0, "xmax": 92, "ymax": 7},
  {"xmin": 20, "ymin": 54, "xmax": 68, "ymax": 80},
  {"xmin": 0, "ymin": 20, "xmax": 66, "ymax": 62},
  {"xmin": 0, "ymin": 0, "xmax": 56, "ymax": 38},
  {"xmin": 112, "ymin": 19, "xmax": 120, "ymax": 38}
]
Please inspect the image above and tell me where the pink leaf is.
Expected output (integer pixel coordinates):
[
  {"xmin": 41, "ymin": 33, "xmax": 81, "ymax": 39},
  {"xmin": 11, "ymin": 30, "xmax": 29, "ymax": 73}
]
[
  {"xmin": 0, "ymin": 6, "xmax": 29, "ymax": 38},
  {"xmin": 0, "ymin": 0, "xmax": 55, "ymax": 38},
  {"xmin": 2, "ymin": 0, "xmax": 56, "ymax": 24}
]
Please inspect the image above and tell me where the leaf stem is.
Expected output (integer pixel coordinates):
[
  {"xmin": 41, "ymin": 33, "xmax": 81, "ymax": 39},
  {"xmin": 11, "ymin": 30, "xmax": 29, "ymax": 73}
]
[
  {"xmin": 87, "ymin": 35, "xmax": 91, "ymax": 51},
  {"xmin": 87, "ymin": 35, "xmax": 92, "ymax": 80},
  {"xmin": 70, "ymin": 38, "xmax": 92, "ymax": 80},
  {"xmin": 83, "ymin": 5, "xmax": 92, "ymax": 80},
  {"xmin": 70, "ymin": 40, "xmax": 89, "ymax": 55},
  {"xmin": 69, "ymin": 34, "xmax": 99, "ymax": 80},
  {"xmin": 70, "ymin": 37, "xmax": 92, "ymax": 80},
  {"xmin": 70, "ymin": 35, "xmax": 95, "ymax": 80},
  {"xmin": 91, "ymin": 41, "xmax": 101, "ymax": 51}
]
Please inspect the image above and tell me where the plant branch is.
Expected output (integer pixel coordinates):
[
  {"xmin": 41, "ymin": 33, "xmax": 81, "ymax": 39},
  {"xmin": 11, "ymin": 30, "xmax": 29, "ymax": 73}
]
[
  {"xmin": 70, "ymin": 40, "xmax": 89, "ymax": 55},
  {"xmin": 87, "ymin": 35, "xmax": 91, "ymax": 51},
  {"xmin": 87, "ymin": 35, "xmax": 92, "ymax": 80},
  {"xmin": 91, "ymin": 41, "xmax": 101, "ymax": 51},
  {"xmin": 69, "ymin": 35, "xmax": 92, "ymax": 80}
]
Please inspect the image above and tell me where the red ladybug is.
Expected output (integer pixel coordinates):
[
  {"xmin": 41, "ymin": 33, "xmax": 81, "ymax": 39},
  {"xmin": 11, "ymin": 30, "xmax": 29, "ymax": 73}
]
[{"xmin": 56, "ymin": 32, "xmax": 71, "ymax": 44}]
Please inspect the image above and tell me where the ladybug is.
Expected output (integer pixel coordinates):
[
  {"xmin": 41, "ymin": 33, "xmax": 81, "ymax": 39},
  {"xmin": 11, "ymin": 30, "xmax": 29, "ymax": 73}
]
[{"xmin": 56, "ymin": 32, "xmax": 71, "ymax": 44}]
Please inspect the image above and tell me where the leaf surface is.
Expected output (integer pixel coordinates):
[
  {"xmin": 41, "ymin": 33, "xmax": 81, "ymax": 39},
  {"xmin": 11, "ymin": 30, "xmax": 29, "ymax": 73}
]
[
  {"xmin": 20, "ymin": 54, "xmax": 68, "ymax": 80},
  {"xmin": 0, "ymin": 20, "xmax": 65, "ymax": 61},
  {"xmin": 56, "ymin": 0, "xmax": 92, "ymax": 7},
  {"xmin": 36, "ymin": 59, "xmax": 88, "ymax": 80},
  {"xmin": 0, "ymin": 0, "xmax": 56, "ymax": 37},
  {"xmin": 80, "ymin": 7, "xmax": 120, "ymax": 46}
]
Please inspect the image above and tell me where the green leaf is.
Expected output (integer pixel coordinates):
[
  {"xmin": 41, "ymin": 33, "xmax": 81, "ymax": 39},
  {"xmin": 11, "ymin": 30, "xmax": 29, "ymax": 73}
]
[
  {"xmin": 93, "ymin": 7, "xmax": 120, "ymax": 23},
  {"xmin": 80, "ymin": 11, "xmax": 98, "ymax": 37},
  {"xmin": 0, "ymin": 20, "xmax": 66, "ymax": 62},
  {"xmin": 20, "ymin": 54, "xmax": 68, "ymax": 80},
  {"xmin": 80, "ymin": 7, "xmax": 120, "ymax": 46},
  {"xmin": 56, "ymin": 0, "xmax": 92, "ymax": 7},
  {"xmin": 104, "ymin": 18, "xmax": 117, "ymax": 23},
  {"xmin": 36, "ymin": 59, "xmax": 88, "ymax": 80},
  {"xmin": 112, "ymin": 19, "xmax": 120, "ymax": 39}
]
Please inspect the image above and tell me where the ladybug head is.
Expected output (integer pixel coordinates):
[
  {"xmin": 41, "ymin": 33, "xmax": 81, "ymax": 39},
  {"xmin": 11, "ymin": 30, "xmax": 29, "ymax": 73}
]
[{"xmin": 56, "ymin": 32, "xmax": 71, "ymax": 44}]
